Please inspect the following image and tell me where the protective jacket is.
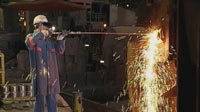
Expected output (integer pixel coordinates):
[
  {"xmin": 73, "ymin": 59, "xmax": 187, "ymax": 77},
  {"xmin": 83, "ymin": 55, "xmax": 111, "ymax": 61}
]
[{"xmin": 25, "ymin": 30, "xmax": 65, "ymax": 96}]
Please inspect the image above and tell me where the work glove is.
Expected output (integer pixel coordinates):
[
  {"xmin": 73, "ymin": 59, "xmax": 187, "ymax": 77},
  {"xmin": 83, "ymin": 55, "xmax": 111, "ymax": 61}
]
[
  {"xmin": 57, "ymin": 30, "xmax": 69, "ymax": 40},
  {"xmin": 61, "ymin": 30, "xmax": 69, "ymax": 37}
]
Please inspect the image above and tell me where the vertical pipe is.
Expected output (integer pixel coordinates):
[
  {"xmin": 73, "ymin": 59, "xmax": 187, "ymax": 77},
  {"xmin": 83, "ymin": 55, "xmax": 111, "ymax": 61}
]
[{"xmin": 0, "ymin": 51, "xmax": 5, "ymax": 85}]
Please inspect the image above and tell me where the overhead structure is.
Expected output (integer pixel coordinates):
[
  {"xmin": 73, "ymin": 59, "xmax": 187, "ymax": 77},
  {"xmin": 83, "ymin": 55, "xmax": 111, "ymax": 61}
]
[{"xmin": 2, "ymin": 0, "xmax": 87, "ymax": 12}]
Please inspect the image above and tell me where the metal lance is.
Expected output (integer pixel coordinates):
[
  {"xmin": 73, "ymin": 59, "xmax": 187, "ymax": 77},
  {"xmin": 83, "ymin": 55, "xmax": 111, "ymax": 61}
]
[{"xmin": 51, "ymin": 31, "xmax": 146, "ymax": 36}]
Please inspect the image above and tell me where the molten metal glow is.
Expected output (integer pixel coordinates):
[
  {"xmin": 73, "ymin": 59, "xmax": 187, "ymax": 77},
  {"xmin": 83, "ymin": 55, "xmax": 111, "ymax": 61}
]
[
  {"xmin": 127, "ymin": 29, "xmax": 176, "ymax": 112},
  {"xmin": 143, "ymin": 29, "xmax": 161, "ymax": 111}
]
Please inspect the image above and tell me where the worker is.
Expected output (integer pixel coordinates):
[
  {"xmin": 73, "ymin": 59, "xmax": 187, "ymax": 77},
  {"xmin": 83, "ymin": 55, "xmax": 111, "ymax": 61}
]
[{"xmin": 25, "ymin": 15, "xmax": 68, "ymax": 112}]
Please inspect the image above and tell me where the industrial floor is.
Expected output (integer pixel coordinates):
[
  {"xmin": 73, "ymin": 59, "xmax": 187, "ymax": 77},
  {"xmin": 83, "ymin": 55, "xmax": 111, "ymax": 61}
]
[
  {"xmin": 0, "ymin": 96, "xmax": 72, "ymax": 112},
  {"xmin": 0, "ymin": 106, "xmax": 72, "ymax": 112}
]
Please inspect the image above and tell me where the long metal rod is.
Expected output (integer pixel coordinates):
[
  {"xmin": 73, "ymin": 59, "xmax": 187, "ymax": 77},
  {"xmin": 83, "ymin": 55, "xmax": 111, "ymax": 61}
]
[{"xmin": 52, "ymin": 31, "xmax": 146, "ymax": 36}]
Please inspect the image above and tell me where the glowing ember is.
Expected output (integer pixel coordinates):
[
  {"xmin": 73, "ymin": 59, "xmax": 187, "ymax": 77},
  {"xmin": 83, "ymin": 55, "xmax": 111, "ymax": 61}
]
[{"xmin": 127, "ymin": 29, "xmax": 176, "ymax": 112}]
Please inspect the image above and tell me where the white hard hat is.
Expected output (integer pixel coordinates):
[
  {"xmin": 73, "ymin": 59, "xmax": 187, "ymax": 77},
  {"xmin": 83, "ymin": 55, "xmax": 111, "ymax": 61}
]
[{"xmin": 33, "ymin": 15, "xmax": 48, "ymax": 25}]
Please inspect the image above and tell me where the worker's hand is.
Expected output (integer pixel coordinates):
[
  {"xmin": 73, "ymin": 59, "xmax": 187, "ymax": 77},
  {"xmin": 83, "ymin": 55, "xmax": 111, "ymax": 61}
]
[
  {"xmin": 61, "ymin": 30, "xmax": 69, "ymax": 37},
  {"xmin": 57, "ymin": 30, "xmax": 68, "ymax": 40},
  {"xmin": 41, "ymin": 30, "xmax": 49, "ymax": 37}
]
